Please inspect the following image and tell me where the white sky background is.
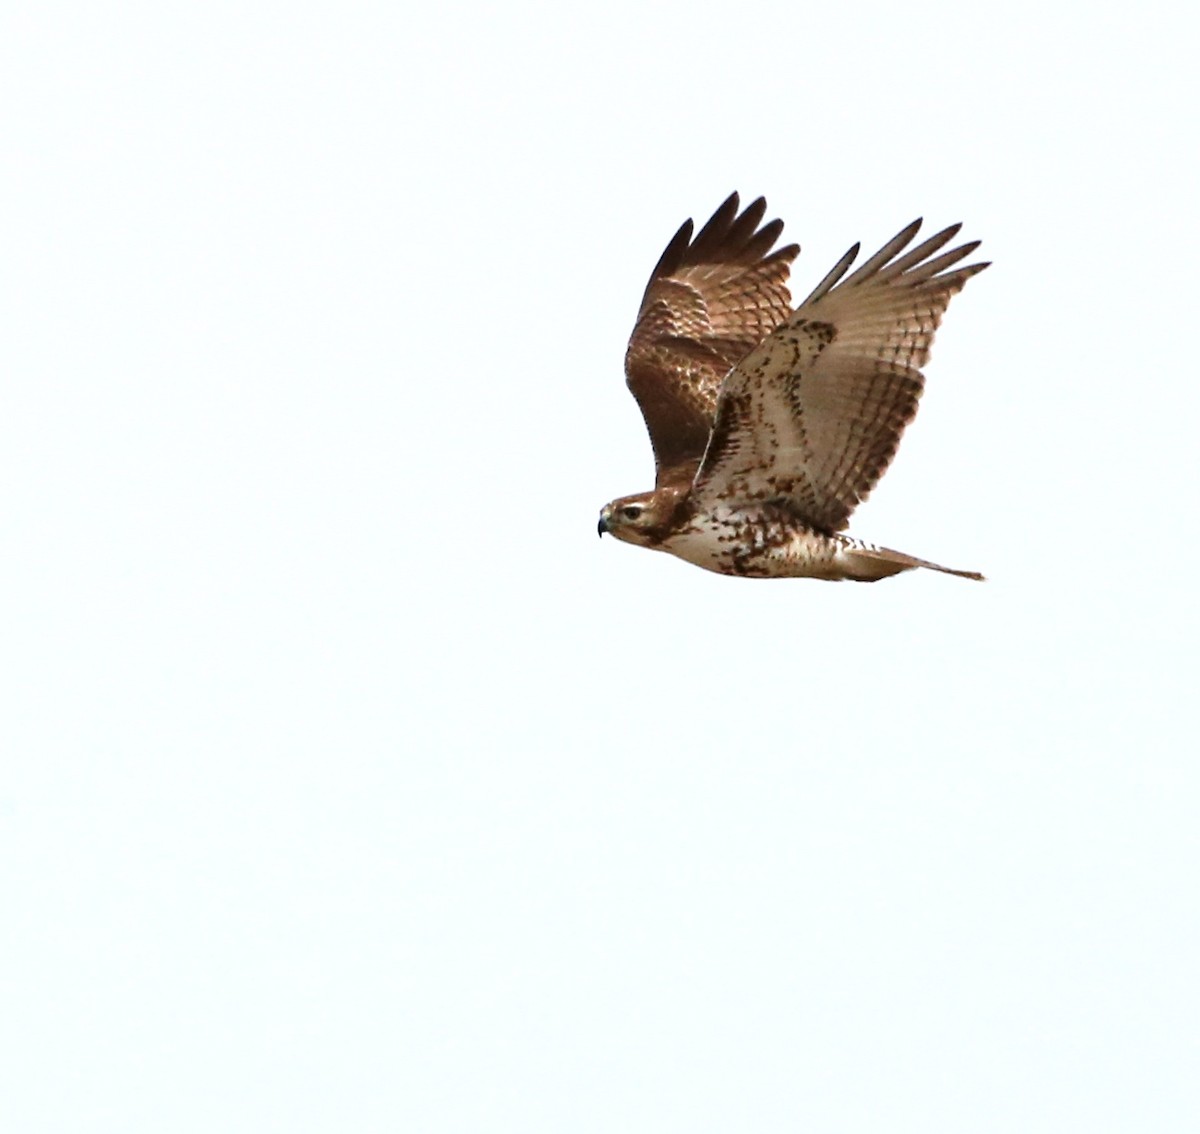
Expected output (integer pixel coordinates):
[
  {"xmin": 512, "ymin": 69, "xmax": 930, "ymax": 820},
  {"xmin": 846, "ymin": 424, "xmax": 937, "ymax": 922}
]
[{"xmin": 2, "ymin": 2, "xmax": 1197, "ymax": 1130}]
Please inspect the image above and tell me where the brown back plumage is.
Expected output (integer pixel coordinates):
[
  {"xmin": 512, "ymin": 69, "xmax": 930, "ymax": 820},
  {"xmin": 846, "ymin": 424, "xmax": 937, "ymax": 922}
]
[{"xmin": 624, "ymin": 193, "xmax": 798, "ymax": 487}]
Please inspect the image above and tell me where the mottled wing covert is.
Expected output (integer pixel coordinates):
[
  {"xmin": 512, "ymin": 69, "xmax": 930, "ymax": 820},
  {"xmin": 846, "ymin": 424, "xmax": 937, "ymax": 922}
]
[
  {"xmin": 694, "ymin": 219, "xmax": 988, "ymax": 531},
  {"xmin": 624, "ymin": 193, "xmax": 798, "ymax": 487}
]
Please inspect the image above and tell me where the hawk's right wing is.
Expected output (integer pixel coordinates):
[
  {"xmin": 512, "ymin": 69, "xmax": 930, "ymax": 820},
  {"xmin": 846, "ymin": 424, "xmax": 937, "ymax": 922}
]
[
  {"xmin": 693, "ymin": 219, "xmax": 988, "ymax": 532},
  {"xmin": 624, "ymin": 193, "xmax": 798, "ymax": 488}
]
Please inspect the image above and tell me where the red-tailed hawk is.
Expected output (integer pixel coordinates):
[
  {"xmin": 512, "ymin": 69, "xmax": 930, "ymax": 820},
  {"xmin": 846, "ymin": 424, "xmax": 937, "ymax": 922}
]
[{"xmin": 598, "ymin": 193, "xmax": 988, "ymax": 581}]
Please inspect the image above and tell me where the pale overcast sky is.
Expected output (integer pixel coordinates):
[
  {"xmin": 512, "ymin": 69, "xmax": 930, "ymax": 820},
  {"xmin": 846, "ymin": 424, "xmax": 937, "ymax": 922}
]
[{"xmin": 3, "ymin": 2, "xmax": 1197, "ymax": 1131}]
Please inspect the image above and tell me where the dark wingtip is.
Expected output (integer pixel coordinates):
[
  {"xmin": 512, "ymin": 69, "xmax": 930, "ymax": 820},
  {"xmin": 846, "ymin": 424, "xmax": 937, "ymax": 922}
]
[{"xmin": 643, "ymin": 216, "xmax": 695, "ymax": 292}]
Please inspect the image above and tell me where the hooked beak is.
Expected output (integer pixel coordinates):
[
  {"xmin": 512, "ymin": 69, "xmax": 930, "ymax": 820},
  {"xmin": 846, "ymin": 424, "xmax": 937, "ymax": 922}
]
[{"xmin": 597, "ymin": 508, "xmax": 610, "ymax": 538}]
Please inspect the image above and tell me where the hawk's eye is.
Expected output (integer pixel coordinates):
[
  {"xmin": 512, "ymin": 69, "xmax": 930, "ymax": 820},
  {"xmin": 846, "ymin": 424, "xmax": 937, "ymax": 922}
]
[{"xmin": 621, "ymin": 505, "xmax": 644, "ymax": 521}]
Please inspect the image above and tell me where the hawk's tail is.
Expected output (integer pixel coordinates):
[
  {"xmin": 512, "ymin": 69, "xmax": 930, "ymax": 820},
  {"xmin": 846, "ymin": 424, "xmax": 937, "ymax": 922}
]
[{"xmin": 842, "ymin": 544, "xmax": 985, "ymax": 582}]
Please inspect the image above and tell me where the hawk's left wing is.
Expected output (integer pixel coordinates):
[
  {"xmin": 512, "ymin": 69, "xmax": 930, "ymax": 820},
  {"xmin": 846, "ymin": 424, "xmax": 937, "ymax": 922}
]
[
  {"xmin": 625, "ymin": 193, "xmax": 798, "ymax": 488},
  {"xmin": 692, "ymin": 219, "xmax": 988, "ymax": 533}
]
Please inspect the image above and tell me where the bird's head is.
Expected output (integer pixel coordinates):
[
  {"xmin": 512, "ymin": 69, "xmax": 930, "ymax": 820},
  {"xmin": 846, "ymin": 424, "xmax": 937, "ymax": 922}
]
[{"xmin": 597, "ymin": 489, "xmax": 677, "ymax": 546}]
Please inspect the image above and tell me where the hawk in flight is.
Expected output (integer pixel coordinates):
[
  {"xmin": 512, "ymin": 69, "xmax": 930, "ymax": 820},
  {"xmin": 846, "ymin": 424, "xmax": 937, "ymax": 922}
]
[{"xmin": 598, "ymin": 193, "xmax": 988, "ymax": 581}]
